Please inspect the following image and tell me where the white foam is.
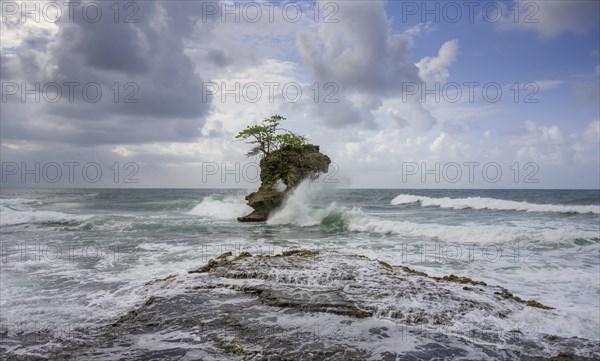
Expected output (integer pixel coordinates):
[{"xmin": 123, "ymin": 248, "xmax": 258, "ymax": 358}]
[
  {"xmin": 267, "ymin": 179, "xmax": 337, "ymax": 226},
  {"xmin": 0, "ymin": 198, "xmax": 44, "ymax": 206},
  {"xmin": 344, "ymin": 209, "xmax": 597, "ymax": 244},
  {"xmin": 0, "ymin": 204, "xmax": 92, "ymax": 226},
  {"xmin": 186, "ymin": 195, "xmax": 252, "ymax": 220},
  {"xmin": 391, "ymin": 194, "xmax": 600, "ymax": 214},
  {"xmin": 264, "ymin": 185, "xmax": 598, "ymax": 244}
]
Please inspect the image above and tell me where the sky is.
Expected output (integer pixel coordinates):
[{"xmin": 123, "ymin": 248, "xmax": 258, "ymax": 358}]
[{"xmin": 0, "ymin": 0, "xmax": 599, "ymax": 189}]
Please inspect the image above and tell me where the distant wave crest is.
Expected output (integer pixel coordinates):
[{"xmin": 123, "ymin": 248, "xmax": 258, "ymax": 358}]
[
  {"xmin": 0, "ymin": 203, "xmax": 92, "ymax": 226},
  {"xmin": 391, "ymin": 194, "xmax": 600, "ymax": 214}
]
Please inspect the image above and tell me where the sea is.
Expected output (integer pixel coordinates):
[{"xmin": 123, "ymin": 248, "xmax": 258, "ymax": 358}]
[{"xmin": 1, "ymin": 184, "xmax": 599, "ymax": 358}]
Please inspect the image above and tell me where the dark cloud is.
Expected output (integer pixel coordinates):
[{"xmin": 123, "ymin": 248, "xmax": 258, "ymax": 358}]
[
  {"xmin": 297, "ymin": 0, "xmax": 423, "ymax": 130},
  {"xmin": 206, "ymin": 49, "xmax": 232, "ymax": 67},
  {"xmin": 1, "ymin": 0, "xmax": 220, "ymax": 146}
]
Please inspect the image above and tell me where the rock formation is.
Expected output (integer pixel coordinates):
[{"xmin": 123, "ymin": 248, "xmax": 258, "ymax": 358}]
[
  {"xmin": 29, "ymin": 251, "xmax": 590, "ymax": 360},
  {"xmin": 237, "ymin": 144, "xmax": 331, "ymax": 222}
]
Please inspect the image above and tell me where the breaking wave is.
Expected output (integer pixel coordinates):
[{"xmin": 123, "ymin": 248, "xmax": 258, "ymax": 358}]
[
  {"xmin": 267, "ymin": 179, "xmax": 338, "ymax": 226},
  {"xmin": 267, "ymin": 185, "xmax": 598, "ymax": 244},
  {"xmin": 187, "ymin": 194, "xmax": 252, "ymax": 220},
  {"xmin": 0, "ymin": 204, "xmax": 92, "ymax": 226},
  {"xmin": 342, "ymin": 209, "xmax": 597, "ymax": 244},
  {"xmin": 391, "ymin": 194, "xmax": 600, "ymax": 214}
]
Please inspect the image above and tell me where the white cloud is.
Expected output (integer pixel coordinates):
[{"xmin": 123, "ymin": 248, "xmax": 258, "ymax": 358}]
[
  {"xmin": 0, "ymin": 0, "xmax": 59, "ymax": 49},
  {"xmin": 505, "ymin": 119, "xmax": 600, "ymax": 167},
  {"xmin": 429, "ymin": 132, "xmax": 469, "ymax": 158},
  {"xmin": 510, "ymin": 120, "xmax": 570, "ymax": 164},
  {"xmin": 429, "ymin": 132, "xmax": 447, "ymax": 153},
  {"xmin": 526, "ymin": 120, "xmax": 565, "ymax": 144},
  {"xmin": 416, "ymin": 39, "xmax": 459, "ymax": 84},
  {"xmin": 403, "ymin": 22, "xmax": 437, "ymax": 37},
  {"xmin": 297, "ymin": 0, "xmax": 431, "ymax": 129},
  {"xmin": 535, "ymin": 80, "xmax": 564, "ymax": 90},
  {"xmin": 112, "ymin": 146, "xmax": 133, "ymax": 157}
]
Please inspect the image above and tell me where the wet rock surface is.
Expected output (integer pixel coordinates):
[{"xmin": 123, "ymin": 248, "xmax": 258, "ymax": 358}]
[{"xmin": 2, "ymin": 252, "xmax": 599, "ymax": 360}]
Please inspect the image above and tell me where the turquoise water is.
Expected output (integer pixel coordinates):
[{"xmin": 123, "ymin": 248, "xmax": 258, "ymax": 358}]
[{"xmin": 1, "ymin": 186, "xmax": 599, "ymax": 348}]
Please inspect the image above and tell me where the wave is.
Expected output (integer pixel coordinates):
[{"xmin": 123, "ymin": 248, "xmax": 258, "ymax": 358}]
[
  {"xmin": 343, "ymin": 208, "xmax": 597, "ymax": 244},
  {"xmin": 266, "ymin": 186, "xmax": 598, "ymax": 244},
  {"xmin": 186, "ymin": 194, "xmax": 252, "ymax": 220},
  {"xmin": 267, "ymin": 180, "xmax": 339, "ymax": 226},
  {"xmin": 391, "ymin": 194, "xmax": 600, "ymax": 214},
  {"xmin": 0, "ymin": 204, "xmax": 93, "ymax": 226},
  {"xmin": 0, "ymin": 198, "xmax": 46, "ymax": 206}
]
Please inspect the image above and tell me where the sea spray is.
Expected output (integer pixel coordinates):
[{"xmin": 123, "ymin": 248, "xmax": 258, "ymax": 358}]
[
  {"xmin": 187, "ymin": 194, "xmax": 252, "ymax": 220},
  {"xmin": 267, "ymin": 179, "xmax": 340, "ymax": 226}
]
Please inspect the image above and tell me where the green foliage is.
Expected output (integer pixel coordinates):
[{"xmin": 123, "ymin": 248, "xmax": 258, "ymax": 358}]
[{"xmin": 236, "ymin": 115, "xmax": 307, "ymax": 158}]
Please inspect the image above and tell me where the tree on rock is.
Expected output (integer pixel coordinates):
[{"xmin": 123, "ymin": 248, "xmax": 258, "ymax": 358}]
[
  {"xmin": 236, "ymin": 115, "xmax": 331, "ymax": 222},
  {"xmin": 235, "ymin": 115, "xmax": 307, "ymax": 158}
]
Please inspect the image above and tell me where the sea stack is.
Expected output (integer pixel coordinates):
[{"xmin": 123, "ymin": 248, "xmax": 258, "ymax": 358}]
[{"xmin": 237, "ymin": 144, "xmax": 331, "ymax": 222}]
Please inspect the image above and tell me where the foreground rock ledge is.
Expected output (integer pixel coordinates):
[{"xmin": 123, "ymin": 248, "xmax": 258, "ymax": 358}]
[
  {"xmin": 238, "ymin": 144, "xmax": 331, "ymax": 222},
  {"xmin": 10, "ymin": 252, "xmax": 598, "ymax": 360}
]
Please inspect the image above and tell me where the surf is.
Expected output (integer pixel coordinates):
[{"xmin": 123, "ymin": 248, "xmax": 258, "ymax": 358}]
[
  {"xmin": 391, "ymin": 194, "xmax": 600, "ymax": 214},
  {"xmin": 187, "ymin": 194, "xmax": 252, "ymax": 220}
]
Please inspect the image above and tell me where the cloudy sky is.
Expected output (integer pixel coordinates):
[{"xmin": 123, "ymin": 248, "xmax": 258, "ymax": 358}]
[{"xmin": 1, "ymin": 0, "xmax": 599, "ymax": 188}]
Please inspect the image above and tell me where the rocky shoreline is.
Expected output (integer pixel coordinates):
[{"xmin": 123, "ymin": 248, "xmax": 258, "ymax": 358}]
[{"xmin": 2, "ymin": 251, "xmax": 599, "ymax": 360}]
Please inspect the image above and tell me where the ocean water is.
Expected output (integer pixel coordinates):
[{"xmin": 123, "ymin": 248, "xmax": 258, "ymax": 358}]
[{"xmin": 1, "ymin": 185, "xmax": 599, "ymax": 357}]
